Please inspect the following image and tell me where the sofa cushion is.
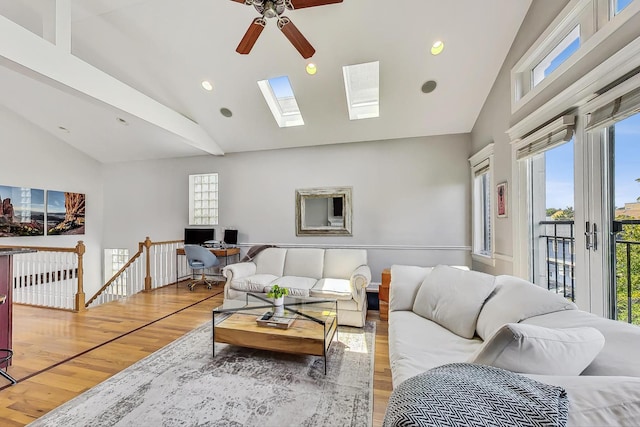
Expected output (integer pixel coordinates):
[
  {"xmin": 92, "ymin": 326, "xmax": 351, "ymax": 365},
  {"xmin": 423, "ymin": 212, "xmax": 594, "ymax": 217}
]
[
  {"xmin": 266, "ymin": 276, "xmax": 317, "ymax": 297},
  {"xmin": 412, "ymin": 265, "xmax": 496, "ymax": 339},
  {"xmin": 389, "ymin": 310, "xmax": 484, "ymax": 387},
  {"xmin": 389, "ymin": 265, "xmax": 435, "ymax": 312},
  {"xmin": 283, "ymin": 249, "xmax": 325, "ymax": 279},
  {"xmin": 230, "ymin": 274, "xmax": 278, "ymax": 293},
  {"xmin": 323, "ymin": 249, "xmax": 367, "ymax": 280},
  {"xmin": 476, "ymin": 275, "xmax": 577, "ymax": 341},
  {"xmin": 468, "ymin": 323, "xmax": 605, "ymax": 376},
  {"xmin": 310, "ymin": 278, "xmax": 353, "ymax": 300},
  {"xmin": 254, "ymin": 248, "xmax": 287, "ymax": 277},
  {"xmin": 522, "ymin": 309, "xmax": 640, "ymax": 377}
]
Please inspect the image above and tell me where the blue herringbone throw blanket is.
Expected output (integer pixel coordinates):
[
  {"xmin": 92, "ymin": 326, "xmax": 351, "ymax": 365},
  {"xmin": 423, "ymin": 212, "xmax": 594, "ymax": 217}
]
[{"xmin": 383, "ymin": 363, "xmax": 568, "ymax": 427}]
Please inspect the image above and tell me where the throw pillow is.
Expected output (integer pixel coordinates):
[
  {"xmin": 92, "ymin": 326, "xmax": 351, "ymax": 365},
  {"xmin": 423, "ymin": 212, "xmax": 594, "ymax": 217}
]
[
  {"xmin": 475, "ymin": 275, "xmax": 577, "ymax": 341},
  {"xmin": 468, "ymin": 323, "xmax": 605, "ymax": 375},
  {"xmin": 412, "ymin": 265, "xmax": 496, "ymax": 339}
]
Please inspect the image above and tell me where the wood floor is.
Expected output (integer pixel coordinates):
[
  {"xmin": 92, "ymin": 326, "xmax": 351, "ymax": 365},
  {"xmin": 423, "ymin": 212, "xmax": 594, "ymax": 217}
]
[{"xmin": 0, "ymin": 283, "xmax": 393, "ymax": 426}]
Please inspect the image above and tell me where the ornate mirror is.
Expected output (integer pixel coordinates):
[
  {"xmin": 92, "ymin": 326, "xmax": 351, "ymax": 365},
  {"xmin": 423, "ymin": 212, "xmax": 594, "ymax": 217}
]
[{"xmin": 295, "ymin": 187, "xmax": 352, "ymax": 236}]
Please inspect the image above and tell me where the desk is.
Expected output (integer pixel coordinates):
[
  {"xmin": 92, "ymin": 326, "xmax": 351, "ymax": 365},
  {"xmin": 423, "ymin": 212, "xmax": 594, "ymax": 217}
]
[{"xmin": 176, "ymin": 247, "xmax": 241, "ymax": 285}]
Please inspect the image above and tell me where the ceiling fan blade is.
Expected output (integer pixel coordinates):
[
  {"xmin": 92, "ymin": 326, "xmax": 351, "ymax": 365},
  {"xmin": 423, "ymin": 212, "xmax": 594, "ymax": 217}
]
[
  {"xmin": 288, "ymin": 0, "xmax": 342, "ymax": 10},
  {"xmin": 236, "ymin": 18, "xmax": 266, "ymax": 55},
  {"xmin": 278, "ymin": 17, "xmax": 315, "ymax": 59}
]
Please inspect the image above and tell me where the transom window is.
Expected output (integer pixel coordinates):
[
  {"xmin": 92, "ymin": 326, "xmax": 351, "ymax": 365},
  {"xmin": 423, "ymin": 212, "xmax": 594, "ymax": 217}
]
[
  {"xmin": 511, "ymin": 0, "xmax": 638, "ymax": 113},
  {"xmin": 189, "ymin": 173, "xmax": 218, "ymax": 225},
  {"xmin": 532, "ymin": 25, "xmax": 580, "ymax": 88},
  {"xmin": 614, "ymin": 0, "xmax": 634, "ymax": 15}
]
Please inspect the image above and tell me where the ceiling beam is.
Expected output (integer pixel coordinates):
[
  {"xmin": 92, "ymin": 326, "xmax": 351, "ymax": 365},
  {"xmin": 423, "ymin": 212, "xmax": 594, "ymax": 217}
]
[{"xmin": 0, "ymin": 14, "xmax": 224, "ymax": 156}]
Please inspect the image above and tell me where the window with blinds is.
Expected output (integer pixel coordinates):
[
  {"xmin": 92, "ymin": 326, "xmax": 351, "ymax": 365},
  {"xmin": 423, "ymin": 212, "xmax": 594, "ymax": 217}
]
[
  {"xmin": 469, "ymin": 144, "xmax": 494, "ymax": 264},
  {"xmin": 189, "ymin": 173, "xmax": 218, "ymax": 226},
  {"xmin": 515, "ymin": 115, "xmax": 575, "ymax": 161}
]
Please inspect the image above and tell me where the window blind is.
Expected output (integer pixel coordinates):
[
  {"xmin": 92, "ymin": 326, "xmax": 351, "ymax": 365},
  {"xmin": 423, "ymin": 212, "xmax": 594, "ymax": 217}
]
[
  {"xmin": 473, "ymin": 159, "xmax": 490, "ymax": 177},
  {"xmin": 585, "ymin": 85, "xmax": 640, "ymax": 132},
  {"xmin": 515, "ymin": 115, "xmax": 575, "ymax": 161}
]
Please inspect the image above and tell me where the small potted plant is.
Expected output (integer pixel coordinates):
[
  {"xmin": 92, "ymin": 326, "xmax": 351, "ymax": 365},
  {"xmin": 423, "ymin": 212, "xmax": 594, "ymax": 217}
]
[{"xmin": 267, "ymin": 284, "xmax": 289, "ymax": 306}]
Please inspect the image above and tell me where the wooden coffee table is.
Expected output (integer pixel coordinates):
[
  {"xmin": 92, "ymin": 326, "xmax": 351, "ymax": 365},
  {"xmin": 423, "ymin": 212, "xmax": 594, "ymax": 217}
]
[{"xmin": 212, "ymin": 293, "xmax": 338, "ymax": 374}]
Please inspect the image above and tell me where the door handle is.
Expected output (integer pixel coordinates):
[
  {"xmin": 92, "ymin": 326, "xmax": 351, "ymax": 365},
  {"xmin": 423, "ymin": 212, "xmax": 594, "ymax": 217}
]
[
  {"xmin": 585, "ymin": 221, "xmax": 592, "ymax": 250},
  {"xmin": 592, "ymin": 223, "xmax": 597, "ymax": 251}
]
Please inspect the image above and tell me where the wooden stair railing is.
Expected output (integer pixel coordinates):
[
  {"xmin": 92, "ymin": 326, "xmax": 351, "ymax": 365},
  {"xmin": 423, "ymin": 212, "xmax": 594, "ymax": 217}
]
[
  {"xmin": 86, "ymin": 237, "xmax": 184, "ymax": 308},
  {"xmin": 0, "ymin": 241, "xmax": 86, "ymax": 312}
]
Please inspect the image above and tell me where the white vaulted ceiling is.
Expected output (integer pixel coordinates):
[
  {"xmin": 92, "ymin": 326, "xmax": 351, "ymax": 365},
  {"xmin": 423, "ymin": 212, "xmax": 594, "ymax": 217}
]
[{"xmin": 0, "ymin": 0, "xmax": 532, "ymax": 163}]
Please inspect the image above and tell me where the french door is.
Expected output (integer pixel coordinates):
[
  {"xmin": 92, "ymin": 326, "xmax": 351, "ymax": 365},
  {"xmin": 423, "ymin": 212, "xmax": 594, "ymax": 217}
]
[
  {"xmin": 581, "ymin": 110, "xmax": 640, "ymax": 322},
  {"xmin": 518, "ymin": 85, "xmax": 640, "ymax": 324}
]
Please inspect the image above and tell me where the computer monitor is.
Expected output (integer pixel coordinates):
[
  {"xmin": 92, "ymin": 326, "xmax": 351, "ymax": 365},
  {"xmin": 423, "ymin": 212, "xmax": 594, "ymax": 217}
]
[
  {"xmin": 223, "ymin": 229, "xmax": 238, "ymax": 245},
  {"xmin": 184, "ymin": 228, "xmax": 215, "ymax": 245}
]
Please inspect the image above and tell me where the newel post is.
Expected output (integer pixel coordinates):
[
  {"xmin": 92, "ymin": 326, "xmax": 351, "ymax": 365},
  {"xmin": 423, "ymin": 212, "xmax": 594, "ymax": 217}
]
[
  {"xmin": 75, "ymin": 240, "xmax": 87, "ymax": 312},
  {"xmin": 144, "ymin": 237, "xmax": 152, "ymax": 291}
]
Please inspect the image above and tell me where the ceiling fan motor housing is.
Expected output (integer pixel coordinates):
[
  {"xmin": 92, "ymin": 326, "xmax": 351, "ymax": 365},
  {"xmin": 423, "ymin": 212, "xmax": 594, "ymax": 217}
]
[{"xmin": 254, "ymin": 0, "xmax": 286, "ymax": 18}]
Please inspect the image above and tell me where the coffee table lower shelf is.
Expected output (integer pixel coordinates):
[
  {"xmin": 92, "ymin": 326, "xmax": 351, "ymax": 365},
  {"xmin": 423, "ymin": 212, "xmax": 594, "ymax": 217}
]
[{"xmin": 213, "ymin": 312, "xmax": 337, "ymax": 374}]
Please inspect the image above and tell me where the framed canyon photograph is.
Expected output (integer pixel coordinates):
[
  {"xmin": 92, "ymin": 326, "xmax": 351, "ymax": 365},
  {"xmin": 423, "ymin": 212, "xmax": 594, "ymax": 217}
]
[
  {"xmin": 0, "ymin": 185, "xmax": 45, "ymax": 237},
  {"xmin": 47, "ymin": 190, "xmax": 85, "ymax": 235}
]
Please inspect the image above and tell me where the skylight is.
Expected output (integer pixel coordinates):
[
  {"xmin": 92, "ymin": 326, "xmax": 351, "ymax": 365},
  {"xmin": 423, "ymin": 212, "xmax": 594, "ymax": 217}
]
[
  {"xmin": 342, "ymin": 61, "xmax": 379, "ymax": 120},
  {"xmin": 257, "ymin": 76, "xmax": 304, "ymax": 128}
]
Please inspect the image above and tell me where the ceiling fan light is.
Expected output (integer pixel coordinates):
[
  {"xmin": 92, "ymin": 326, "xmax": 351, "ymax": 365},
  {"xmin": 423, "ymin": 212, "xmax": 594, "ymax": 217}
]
[
  {"xmin": 306, "ymin": 63, "xmax": 317, "ymax": 75},
  {"xmin": 431, "ymin": 40, "xmax": 444, "ymax": 55}
]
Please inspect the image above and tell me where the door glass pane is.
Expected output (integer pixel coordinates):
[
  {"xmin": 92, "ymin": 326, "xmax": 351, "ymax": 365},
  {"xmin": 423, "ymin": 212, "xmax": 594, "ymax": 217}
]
[
  {"xmin": 530, "ymin": 140, "xmax": 576, "ymax": 300},
  {"xmin": 612, "ymin": 112, "xmax": 640, "ymax": 324}
]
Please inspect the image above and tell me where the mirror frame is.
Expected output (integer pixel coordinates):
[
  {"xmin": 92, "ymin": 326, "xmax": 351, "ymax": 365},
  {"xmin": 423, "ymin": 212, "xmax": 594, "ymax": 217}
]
[{"xmin": 295, "ymin": 187, "xmax": 352, "ymax": 236}]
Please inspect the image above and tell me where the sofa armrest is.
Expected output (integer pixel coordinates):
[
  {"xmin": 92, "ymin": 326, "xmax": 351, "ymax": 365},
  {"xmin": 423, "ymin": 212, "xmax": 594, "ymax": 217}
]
[
  {"xmin": 222, "ymin": 262, "xmax": 257, "ymax": 281},
  {"xmin": 350, "ymin": 264, "xmax": 372, "ymax": 303}
]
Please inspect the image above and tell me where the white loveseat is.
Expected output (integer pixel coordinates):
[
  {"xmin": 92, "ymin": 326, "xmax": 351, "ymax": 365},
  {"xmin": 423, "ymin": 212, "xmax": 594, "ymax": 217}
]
[
  {"xmin": 221, "ymin": 248, "xmax": 371, "ymax": 327},
  {"xmin": 387, "ymin": 264, "xmax": 640, "ymax": 426}
]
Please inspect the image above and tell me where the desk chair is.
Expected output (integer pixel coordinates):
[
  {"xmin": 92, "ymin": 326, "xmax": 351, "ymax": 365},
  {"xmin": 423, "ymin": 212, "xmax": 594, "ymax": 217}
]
[{"xmin": 183, "ymin": 245, "xmax": 220, "ymax": 291}]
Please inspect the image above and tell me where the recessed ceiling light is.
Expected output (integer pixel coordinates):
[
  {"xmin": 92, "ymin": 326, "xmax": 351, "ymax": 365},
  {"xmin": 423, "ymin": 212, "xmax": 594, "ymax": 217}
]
[
  {"xmin": 306, "ymin": 63, "xmax": 317, "ymax": 75},
  {"xmin": 201, "ymin": 80, "xmax": 213, "ymax": 91},
  {"xmin": 58, "ymin": 126, "xmax": 70, "ymax": 133},
  {"xmin": 431, "ymin": 40, "xmax": 444, "ymax": 55},
  {"xmin": 421, "ymin": 80, "xmax": 437, "ymax": 93},
  {"xmin": 220, "ymin": 108, "xmax": 233, "ymax": 118},
  {"xmin": 116, "ymin": 117, "xmax": 129, "ymax": 126}
]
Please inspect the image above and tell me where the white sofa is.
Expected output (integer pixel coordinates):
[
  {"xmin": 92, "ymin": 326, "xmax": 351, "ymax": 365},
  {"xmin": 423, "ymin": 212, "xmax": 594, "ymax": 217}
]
[
  {"xmin": 221, "ymin": 248, "xmax": 371, "ymax": 327},
  {"xmin": 387, "ymin": 264, "xmax": 640, "ymax": 426}
]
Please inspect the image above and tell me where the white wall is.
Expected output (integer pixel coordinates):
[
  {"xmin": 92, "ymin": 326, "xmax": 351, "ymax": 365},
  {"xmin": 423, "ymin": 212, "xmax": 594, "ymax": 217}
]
[
  {"xmin": 0, "ymin": 106, "xmax": 104, "ymax": 296},
  {"xmin": 102, "ymin": 134, "xmax": 472, "ymax": 282},
  {"xmin": 470, "ymin": 0, "xmax": 570, "ymax": 275}
]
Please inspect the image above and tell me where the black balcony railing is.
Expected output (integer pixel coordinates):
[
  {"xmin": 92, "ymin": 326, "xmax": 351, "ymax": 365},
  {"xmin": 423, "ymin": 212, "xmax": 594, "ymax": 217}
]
[
  {"xmin": 614, "ymin": 220, "xmax": 640, "ymax": 325},
  {"xmin": 538, "ymin": 219, "xmax": 640, "ymax": 325},
  {"xmin": 539, "ymin": 220, "xmax": 575, "ymax": 302}
]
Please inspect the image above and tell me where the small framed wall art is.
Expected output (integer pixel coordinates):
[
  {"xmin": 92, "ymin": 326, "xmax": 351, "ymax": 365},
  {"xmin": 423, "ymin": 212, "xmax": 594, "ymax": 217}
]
[{"xmin": 496, "ymin": 182, "xmax": 507, "ymax": 218}]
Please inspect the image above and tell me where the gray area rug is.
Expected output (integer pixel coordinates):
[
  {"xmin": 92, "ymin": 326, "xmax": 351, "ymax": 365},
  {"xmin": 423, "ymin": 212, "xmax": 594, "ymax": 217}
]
[{"xmin": 28, "ymin": 320, "xmax": 375, "ymax": 427}]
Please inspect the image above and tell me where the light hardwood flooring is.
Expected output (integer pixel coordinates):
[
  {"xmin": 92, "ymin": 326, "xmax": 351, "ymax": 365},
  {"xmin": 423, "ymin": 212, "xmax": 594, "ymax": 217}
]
[{"xmin": 0, "ymin": 283, "xmax": 392, "ymax": 426}]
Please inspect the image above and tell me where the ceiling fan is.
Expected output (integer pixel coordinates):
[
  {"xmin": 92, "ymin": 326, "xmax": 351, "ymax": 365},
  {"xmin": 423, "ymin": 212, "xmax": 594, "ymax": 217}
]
[{"xmin": 231, "ymin": 0, "xmax": 343, "ymax": 59}]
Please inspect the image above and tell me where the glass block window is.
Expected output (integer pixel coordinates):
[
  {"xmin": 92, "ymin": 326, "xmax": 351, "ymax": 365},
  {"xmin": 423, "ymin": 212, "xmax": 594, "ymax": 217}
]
[
  {"xmin": 104, "ymin": 248, "xmax": 129, "ymax": 284},
  {"xmin": 189, "ymin": 173, "xmax": 218, "ymax": 225}
]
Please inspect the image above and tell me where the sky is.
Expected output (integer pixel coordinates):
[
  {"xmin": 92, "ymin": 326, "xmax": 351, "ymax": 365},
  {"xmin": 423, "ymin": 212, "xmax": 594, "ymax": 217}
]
[{"xmin": 545, "ymin": 113, "xmax": 640, "ymax": 210}]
